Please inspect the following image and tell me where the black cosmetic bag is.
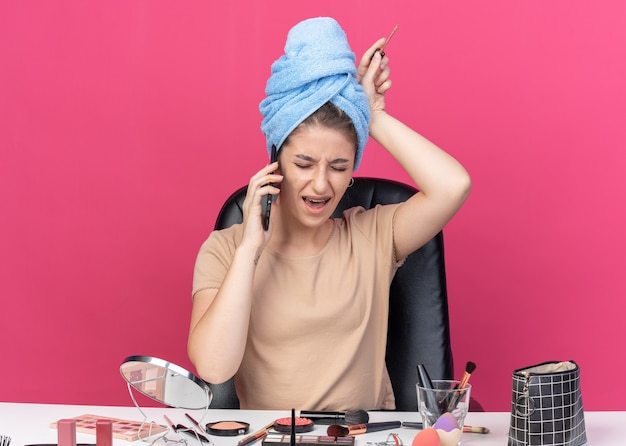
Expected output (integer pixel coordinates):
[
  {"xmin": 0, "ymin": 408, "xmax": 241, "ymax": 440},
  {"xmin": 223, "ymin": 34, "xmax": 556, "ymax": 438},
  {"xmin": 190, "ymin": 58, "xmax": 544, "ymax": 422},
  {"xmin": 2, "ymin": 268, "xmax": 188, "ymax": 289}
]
[{"xmin": 508, "ymin": 360, "xmax": 587, "ymax": 446}]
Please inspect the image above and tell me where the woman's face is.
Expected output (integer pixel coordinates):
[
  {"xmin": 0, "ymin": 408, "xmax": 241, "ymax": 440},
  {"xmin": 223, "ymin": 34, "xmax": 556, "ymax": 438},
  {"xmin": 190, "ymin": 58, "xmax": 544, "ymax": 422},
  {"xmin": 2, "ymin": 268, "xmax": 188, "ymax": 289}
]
[{"xmin": 277, "ymin": 125, "xmax": 355, "ymax": 228}]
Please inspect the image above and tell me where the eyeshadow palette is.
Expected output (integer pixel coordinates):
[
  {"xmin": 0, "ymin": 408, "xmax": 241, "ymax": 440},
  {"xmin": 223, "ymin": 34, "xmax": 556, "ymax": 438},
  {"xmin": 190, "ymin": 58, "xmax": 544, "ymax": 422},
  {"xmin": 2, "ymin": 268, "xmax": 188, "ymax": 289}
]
[
  {"xmin": 50, "ymin": 414, "xmax": 167, "ymax": 441},
  {"xmin": 263, "ymin": 434, "xmax": 355, "ymax": 446}
]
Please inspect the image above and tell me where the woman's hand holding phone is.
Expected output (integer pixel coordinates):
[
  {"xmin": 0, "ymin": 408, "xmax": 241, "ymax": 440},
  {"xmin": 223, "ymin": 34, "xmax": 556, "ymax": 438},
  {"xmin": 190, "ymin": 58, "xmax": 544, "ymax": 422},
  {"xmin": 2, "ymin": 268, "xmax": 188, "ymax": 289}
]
[
  {"xmin": 262, "ymin": 145, "xmax": 279, "ymax": 231},
  {"xmin": 240, "ymin": 153, "xmax": 282, "ymax": 253}
]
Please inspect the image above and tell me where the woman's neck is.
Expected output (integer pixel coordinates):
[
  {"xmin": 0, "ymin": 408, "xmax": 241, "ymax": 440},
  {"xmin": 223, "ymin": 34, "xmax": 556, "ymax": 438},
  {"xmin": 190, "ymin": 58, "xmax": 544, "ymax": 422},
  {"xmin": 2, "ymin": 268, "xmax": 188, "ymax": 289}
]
[{"xmin": 268, "ymin": 214, "xmax": 335, "ymax": 257}]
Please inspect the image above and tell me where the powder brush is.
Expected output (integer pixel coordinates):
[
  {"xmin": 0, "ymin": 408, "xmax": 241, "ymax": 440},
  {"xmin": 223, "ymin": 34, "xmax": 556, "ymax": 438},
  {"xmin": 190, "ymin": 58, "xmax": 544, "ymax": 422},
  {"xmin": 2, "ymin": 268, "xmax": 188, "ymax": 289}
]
[
  {"xmin": 299, "ymin": 410, "xmax": 369, "ymax": 425},
  {"xmin": 327, "ymin": 421, "xmax": 401, "ymax": 437},
  {"xmin": 446, "ymin": 361, "xmax": 477, "ymax": 412},
  {"xmin": 459, "ymin": 361, "xmax": 476, "ymax": 388}
]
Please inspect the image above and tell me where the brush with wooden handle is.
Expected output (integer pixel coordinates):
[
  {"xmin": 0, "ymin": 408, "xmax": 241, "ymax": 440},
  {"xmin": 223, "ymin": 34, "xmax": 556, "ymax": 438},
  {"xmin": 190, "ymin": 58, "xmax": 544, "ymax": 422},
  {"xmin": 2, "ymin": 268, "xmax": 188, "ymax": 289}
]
[{"xmin": 327, "ymin": 421, "xmax": 402, "ymax": 437}]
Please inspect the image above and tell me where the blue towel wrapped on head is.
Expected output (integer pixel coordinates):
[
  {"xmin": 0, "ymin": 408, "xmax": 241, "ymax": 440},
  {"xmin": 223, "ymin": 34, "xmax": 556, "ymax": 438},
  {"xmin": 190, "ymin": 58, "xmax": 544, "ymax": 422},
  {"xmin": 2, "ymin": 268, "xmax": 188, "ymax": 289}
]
[{"xmin": 260, "ymin": 17, "xmax": 371, "ymax": 170}]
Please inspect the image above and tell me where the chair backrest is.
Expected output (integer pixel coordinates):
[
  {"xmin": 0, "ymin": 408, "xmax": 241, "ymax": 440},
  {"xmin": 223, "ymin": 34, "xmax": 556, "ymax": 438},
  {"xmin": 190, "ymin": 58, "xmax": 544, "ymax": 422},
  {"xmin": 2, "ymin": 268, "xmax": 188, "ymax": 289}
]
[{"xmin": 208, "ymin": 177, "xmax": 453, "ymax": 411}]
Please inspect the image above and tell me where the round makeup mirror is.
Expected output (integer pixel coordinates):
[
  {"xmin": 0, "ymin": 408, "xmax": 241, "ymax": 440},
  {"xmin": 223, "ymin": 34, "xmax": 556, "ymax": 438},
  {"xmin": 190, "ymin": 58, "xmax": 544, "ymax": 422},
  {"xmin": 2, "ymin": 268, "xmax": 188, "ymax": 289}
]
[{"xmin": 120, "ymin": 355, "xmax": 212, "ymax": 410}]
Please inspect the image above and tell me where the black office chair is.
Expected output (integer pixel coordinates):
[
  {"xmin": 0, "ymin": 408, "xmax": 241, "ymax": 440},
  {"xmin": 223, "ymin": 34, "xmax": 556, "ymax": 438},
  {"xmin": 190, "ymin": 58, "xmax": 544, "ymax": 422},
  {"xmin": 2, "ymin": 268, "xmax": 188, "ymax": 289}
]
[{"xmin": 208, "ymin": 177, "xmax": 453, "ymax": 411}]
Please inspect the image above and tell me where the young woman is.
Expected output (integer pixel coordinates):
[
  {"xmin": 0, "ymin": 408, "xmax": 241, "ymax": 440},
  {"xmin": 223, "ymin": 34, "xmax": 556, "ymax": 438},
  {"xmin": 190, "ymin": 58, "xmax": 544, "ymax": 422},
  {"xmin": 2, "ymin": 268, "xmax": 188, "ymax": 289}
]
[{"xmin": 188, "ymin": 18, "xmax": 471, "ymax": 410}]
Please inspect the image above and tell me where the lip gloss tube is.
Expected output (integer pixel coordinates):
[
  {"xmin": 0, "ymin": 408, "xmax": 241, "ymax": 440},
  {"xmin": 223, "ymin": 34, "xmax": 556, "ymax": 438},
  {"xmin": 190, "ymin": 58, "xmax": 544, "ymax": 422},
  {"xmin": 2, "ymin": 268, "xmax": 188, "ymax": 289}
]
[
  {"xmin": 96, "ymin": 419, "xmax": 113, "ymax": 446},
  {"xmin": 57, "ymin": 419, "xmax": 77, "ymax": 446}
]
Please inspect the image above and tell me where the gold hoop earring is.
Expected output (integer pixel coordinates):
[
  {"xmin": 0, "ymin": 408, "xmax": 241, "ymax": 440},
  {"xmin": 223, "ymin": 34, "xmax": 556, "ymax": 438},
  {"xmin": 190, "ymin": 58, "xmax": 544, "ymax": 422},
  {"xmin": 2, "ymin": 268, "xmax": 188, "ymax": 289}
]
[{"xmin": 348, "ymin": 178, "xmax": 355, "ymax": 187}]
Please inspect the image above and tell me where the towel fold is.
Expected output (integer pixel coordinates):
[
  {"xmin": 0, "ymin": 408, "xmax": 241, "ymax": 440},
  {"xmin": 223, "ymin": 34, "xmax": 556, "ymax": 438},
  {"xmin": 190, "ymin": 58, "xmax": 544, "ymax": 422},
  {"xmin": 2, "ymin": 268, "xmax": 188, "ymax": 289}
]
[{"xmin": 260, "ymin": 17, "xmax": 370, "ymax": 170}]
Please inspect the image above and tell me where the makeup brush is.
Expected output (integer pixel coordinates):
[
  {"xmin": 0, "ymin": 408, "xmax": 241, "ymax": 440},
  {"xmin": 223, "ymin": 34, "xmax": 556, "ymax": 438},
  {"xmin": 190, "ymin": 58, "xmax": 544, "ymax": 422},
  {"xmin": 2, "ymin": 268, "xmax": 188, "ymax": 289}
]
[
  {"xmin": 164, "ymin": 415, "xmax": 177, "ymax": 432},
  {"xmin": 300, "ymin": 410, "xmax": 369, "ymax": 425},
  {"xmin": 370, "ymin": 24, "xmax": 399, "ymax": 60},
  {"xmin": 237, "ymin": 421, "xmax": 274, "ymax": 446},
  {"xmin": 446, "ymin": 361, "xmax": 476, "ymax": 412},
  {"xmin": 327, "ymin": 421, "xmax": 402, "ymax": 437},
  {"xmin": 163, "ymin": 414, "xmax": 211, "ymax": 444},
  {"xmin": 459, "ymin": 361, "xmax": 476, "ymax": 389},
  {"xmin": 402, "ymin": 421, "xmax": 490, "ymax": 434},
  {"xmin": 185, "ymin": 413, "xmax": 207, "ymax": 434}
]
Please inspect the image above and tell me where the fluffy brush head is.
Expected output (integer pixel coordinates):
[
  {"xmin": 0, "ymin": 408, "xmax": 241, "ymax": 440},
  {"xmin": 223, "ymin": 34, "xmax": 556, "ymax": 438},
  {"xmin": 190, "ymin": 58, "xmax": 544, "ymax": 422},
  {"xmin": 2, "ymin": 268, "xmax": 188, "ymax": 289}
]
[
  {"xmin": 466, "ymin": 361, "xmax": 477, "ymax": 374},
  {"xmin": 299, "ymin": 410, "xmax": 369, "ymax": 425},
  {"xmin": 344, "ymin": 410, "xmax": 369, "ymax": 425},
  {"xmin": 326, "ymin": 424, "xmax": 349, "ymax": 437}
]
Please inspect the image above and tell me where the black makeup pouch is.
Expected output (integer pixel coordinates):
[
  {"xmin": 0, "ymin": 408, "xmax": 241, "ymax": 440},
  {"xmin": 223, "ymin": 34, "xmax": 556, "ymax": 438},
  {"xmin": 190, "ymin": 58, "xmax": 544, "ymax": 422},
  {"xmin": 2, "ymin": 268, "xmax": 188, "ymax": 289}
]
[{"xmin": 507, "ymin": 360, "xmax": 587, "ymax": 446}]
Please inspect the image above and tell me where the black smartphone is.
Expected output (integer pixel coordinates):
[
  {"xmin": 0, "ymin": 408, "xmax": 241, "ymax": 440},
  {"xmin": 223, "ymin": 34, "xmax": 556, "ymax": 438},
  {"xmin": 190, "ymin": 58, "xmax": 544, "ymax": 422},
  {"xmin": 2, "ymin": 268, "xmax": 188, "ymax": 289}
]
[{"xmin": 262, "ymin": 144, "xmax": 278, "ymax": 231}]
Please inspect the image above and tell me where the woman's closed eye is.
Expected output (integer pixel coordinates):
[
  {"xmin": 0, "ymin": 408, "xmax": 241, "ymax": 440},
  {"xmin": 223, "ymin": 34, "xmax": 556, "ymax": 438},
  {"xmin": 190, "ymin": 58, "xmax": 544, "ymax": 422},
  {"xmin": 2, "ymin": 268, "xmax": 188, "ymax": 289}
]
[{"xmin": 295, "ymin": 163, "xmax": 347, "ymax": 172}]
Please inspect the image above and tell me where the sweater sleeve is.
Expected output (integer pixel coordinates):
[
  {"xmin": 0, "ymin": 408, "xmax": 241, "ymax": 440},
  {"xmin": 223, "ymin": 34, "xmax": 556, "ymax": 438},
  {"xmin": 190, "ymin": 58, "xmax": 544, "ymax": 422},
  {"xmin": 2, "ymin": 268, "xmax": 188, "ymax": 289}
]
[{"xmin": 191, "ymin": 224, "xmax": 242, "ymax": 298}]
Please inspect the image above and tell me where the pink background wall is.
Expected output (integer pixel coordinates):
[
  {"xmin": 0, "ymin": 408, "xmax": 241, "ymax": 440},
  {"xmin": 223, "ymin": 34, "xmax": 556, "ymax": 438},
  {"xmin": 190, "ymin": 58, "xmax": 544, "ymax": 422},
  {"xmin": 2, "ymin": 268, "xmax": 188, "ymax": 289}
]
[{"xmin": 1, "ymin": 1, "xmax": 625, "ymax": 411}]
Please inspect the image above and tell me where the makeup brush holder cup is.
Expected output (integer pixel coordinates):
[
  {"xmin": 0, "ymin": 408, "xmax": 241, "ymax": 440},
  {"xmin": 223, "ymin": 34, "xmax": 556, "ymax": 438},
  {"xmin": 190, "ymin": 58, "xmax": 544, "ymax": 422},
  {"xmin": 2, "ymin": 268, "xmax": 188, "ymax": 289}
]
[{"xmin": 416, "ymin": 380, "xmax": 471, "ymax": 443}]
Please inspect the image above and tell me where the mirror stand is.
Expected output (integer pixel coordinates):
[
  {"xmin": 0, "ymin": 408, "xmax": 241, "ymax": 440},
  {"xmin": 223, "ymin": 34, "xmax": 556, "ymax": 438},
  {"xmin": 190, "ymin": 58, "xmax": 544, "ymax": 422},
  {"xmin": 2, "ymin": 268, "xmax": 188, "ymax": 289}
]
[
  {"xmin": 120, "ymin": 355, "xmax": 213, "ymax": 444},
  {"xmin": 125, "ymin": 381, "xmax": 186, "ymax": 445}
]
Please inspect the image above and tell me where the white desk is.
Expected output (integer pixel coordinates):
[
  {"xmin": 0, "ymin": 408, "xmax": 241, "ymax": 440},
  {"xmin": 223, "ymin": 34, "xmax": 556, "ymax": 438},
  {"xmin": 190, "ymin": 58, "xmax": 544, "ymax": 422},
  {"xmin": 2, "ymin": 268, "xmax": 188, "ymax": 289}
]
[{"xmin": 0, "ymin": 403, "xmax": 623, "ymax": 445}]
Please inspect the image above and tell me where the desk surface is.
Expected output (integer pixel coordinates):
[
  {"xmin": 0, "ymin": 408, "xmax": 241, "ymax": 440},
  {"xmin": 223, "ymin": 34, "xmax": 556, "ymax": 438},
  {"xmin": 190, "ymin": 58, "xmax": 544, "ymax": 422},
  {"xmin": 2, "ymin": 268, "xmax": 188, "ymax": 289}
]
[{"xmin": 0, "ymin": 403, "xmax": 623, "ymax": 445}]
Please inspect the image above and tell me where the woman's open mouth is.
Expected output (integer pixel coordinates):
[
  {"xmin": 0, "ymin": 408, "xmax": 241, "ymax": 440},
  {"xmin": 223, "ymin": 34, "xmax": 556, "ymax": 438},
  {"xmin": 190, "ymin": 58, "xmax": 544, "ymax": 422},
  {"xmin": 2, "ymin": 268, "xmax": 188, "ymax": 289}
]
[{"xmin": 303, "ymin": 196, "xmax": 331, "ymax": 211}]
